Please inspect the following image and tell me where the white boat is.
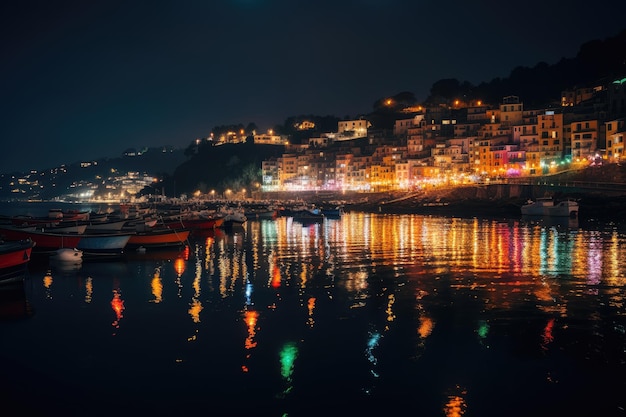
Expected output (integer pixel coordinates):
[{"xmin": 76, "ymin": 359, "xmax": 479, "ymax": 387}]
[
  {"xmin": 76, "ymin": 233, "xmax": 132, "ymax": 256},
  {"xmin": 520, "ymin": 197, "xmax": 578, "ymax": 217}
]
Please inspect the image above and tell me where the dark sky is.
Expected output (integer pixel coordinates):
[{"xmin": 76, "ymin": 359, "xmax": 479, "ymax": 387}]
[{"xmin": 2, "ymin": 0, "xmax": 625, "ymax": 173}]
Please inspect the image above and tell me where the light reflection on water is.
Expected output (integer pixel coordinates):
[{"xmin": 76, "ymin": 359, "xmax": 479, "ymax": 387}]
[{"xmin": 1, "ymin": 212, "xmax": 626, "ymax": 416}]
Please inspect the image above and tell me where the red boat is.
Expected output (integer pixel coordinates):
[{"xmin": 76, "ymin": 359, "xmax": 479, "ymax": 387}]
[
  {"xmin": 0, "ymin": 238, "xmax": 36, "ymax": 281},
  {"xmin": 126, "ymin": 228, "xmax": 190, "ymax": 249},
  {"xmin": 0, "ymin": 225, "xmax": 82, "ymax": 252}
]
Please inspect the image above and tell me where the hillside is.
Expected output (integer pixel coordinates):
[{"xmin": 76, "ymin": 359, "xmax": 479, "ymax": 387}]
[{"xmin": 163, "ymin": 141, "xmax": 285, "ymax": 196}]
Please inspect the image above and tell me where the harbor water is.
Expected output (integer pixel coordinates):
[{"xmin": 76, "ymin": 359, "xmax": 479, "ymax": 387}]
[{"xmin": 1, "ymin": 202, "xmax": 626, "ymax": 416}]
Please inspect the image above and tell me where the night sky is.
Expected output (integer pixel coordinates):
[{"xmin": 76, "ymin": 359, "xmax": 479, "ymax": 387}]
[{"xmin": 2, "ymin": 0, "xmax": 625, "ymax": 173}]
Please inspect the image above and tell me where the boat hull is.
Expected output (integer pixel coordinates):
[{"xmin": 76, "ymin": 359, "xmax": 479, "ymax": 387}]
[
  {"xmin": 520, "ymin": 198, "xmax": 578, "ymax": 217},
  {"xmin": 126, "ymin": 229, "xmax": 190, "ymax": 249},
  {"xmin": 0, "ymin": 226, "xmax": 82, "ymax": 251},
  {"xmin": 0, "ymin": 239, "xmax": 35, "ymax": 279},
  {"xmin": 76, "ymin": 233, "xmax": 132, "ymax": 256}
]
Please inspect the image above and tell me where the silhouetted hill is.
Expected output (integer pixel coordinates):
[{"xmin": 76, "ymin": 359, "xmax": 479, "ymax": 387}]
[
  {"xmin": 161, "ymin": 141, "xmax": 285, "ymax": 197},
  {"xmin": 423, "ymin": 28, "xmax": 626, "ymax": 108}
]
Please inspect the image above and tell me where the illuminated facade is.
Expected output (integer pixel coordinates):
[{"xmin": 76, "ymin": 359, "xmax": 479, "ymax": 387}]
[
  {"xmin": 258, "ymin": 95, "xmax": 620, "ymax": 191},
  {"xmin": 536, "ymin": 110, "xmax": 565, "ymax": 166},
  {"xmin": 338, "ymin": 119, "xmax": 371, "ymax": 139},
  {"xmin": 254, "ymin": 133, "xmax": 288, "ymax": 145},
  {"xmin": 570, "ymin": 119, "xmax": 599, "ymax": 160},
  {"xmin": 606, "ymin": 118, "xmax": 625, "ymax": 162}
]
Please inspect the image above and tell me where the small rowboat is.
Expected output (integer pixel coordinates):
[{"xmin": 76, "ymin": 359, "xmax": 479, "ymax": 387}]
[{"xmin": 126, "ymin": 228, "xmax": 190, "ymax": 249}]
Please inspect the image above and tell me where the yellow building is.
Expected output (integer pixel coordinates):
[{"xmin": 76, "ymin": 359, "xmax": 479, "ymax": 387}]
[
  {"xmin": 338, "ymin": 119, "xmax": 371, "ymax": 138},
  {"xmin": 606, "ymin": 118, "xmax": 625, "ymax": 162},
  {"xmin": 499, "ymin": 96, "xmax": 524, "ymax": 127},
  {"xmin": 570, "ymin": 119, "xmax": 599, "ymax": 160},
  {"xmin": 536, "ymin": 110, "xmax": 564, "ymax": 165},
  {"xmin": 278, "ymin": 154, "xmax": 298, "ymax": 187}
]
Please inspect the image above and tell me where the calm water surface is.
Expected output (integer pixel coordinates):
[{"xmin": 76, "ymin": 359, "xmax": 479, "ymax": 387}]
[{"xmin": 1, "ymin": 202, "xmax": 626, "ymax": 416}]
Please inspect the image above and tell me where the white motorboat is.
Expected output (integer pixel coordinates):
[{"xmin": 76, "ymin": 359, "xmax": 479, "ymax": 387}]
[{"xmin": 520, "ymin": 197, "xmax": 578, "ymax": 217}]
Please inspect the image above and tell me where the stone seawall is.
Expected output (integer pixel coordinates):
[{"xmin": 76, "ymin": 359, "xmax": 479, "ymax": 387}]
[{"xmin": 349, "ymin": 183, "xmax": 626, "ymax": 223}]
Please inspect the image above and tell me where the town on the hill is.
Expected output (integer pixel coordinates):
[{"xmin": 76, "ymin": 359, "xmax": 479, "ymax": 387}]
[
  {"xmin": 253, "ymin": 86, "xmax": 624, "ymax": 194},
  {"xmin": 1, "ymin": 77, "xmax": 625, "ymax": 204}
]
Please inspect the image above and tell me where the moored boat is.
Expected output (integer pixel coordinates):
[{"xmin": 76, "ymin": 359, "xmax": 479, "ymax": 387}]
[
  {"xmin": 162, "ymin": 215, "xmax": 224, "ymax": 230},
  {"xmin": 76, "ymin": 233, "xmax": 133, "ymax": 256},
  {"xmin": 0, "ymin": 238, "xmax": 36, "ymax": 280},
  {"xmin": 48, "ymin": 208, "xmax": 91, "ymax": 221},
  {"xmin": 84, "ymin": 219, "xmax": 128, "ymax": 233},
  {"xmin": 520, "ymin": 197, "xmax": 578, "ymax": 217},
  {"xmin": 126, "ymin": 228, "xmax": 190, "ymax": 249},
  {"xmin": 0, "ymin": 225, "xmax": 82, "ymax": 252},
  {"xmin": 219, "ymin": 206, "xmax": 247, "ymax": 228},
  {"xmin": 291, "ymin": 208, "xmax": 325, "ymax": 223}
]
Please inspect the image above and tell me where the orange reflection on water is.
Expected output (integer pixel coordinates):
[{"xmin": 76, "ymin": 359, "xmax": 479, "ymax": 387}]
[
  {"xmin": 188, "ymin": 298, "xmax": 202, "ymax": 323},
  {"xmin": 418, "ymin": 316, "xmax": 434, "ymax": 339},
  {"xmin": 174, "ymin": 257, "xmax": 186, "ymax": 277},
  {"xmin": 150, "ymin": 267, "xmax": 163, "ymax": 303},
  {"xmin": 85, "ymin": 277, "xmax": 93, "ymax": 303},
  {"xmin": 43, "ymin": 270, "xmax": 53, "ymax": 299},
  {"xmin": 542, "ymin": 318, "xmax": 555, "ymax": 350},
  {"xmin": 444, "ymin": 386, "xmax": 468, "ymax": 417},
  {"xmin": 244, "ymin": 310, "xmax": 259, "ymax": 350},
  {"xmin": 307, "ymin": 297, "xmax": 316, "ymax": 327},
  {"xmin": 386, "ymin": 294, "xmax": 395, "ymax": 323},
  {"xmin": 242, "ymin": 309, "xmax": 260, "ymax": 372},
  {"xmin": 43, "ymin": 271, "xmax": 52, "ymax": 288},
  {"xmin": 271, "ymin": 265, "xmax": 281, "ymax": 288},
  {"xmin": 444, "ymin": 395, "xmax": 467, "ymax": 417},
  {"xmin": 111, "ymin": 289, "xmax": 124, "ymax": 329}
]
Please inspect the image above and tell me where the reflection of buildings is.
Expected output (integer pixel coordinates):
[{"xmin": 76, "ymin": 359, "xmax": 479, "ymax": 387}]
[{"xmin": 22, "ymin": 212, "xmax": 626, "ymax": 416}]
